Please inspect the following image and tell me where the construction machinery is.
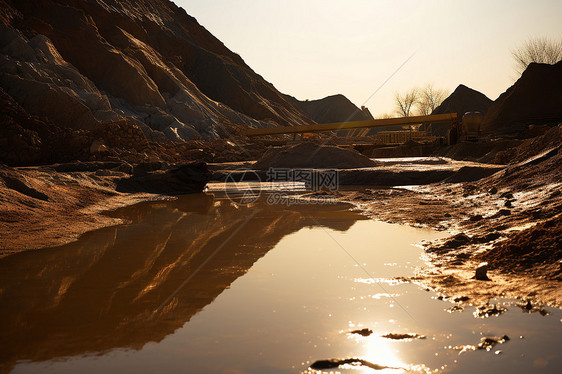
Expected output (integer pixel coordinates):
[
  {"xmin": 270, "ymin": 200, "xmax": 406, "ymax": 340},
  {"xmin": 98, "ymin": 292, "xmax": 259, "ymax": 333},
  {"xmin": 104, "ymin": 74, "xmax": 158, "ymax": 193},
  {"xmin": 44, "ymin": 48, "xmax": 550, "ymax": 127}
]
[{"xmin": 461, "ymin": 112, "xmax": 483, "ymax": 141}]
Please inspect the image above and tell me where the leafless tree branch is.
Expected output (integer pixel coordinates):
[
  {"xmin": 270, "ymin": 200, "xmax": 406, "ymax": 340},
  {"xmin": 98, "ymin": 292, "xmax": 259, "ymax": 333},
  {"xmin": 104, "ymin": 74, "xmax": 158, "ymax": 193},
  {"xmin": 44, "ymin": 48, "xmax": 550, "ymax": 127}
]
[
  {"xmin": 394, "ymin": 88, "xmax": 419, "ymax": 117},
  {"xmin": 417, "ymin": 84, "xmax": 449, "ymax": 115},
  {"xmin": 512, "ymin": 37, "xmax": 562, "ymax": 75}
]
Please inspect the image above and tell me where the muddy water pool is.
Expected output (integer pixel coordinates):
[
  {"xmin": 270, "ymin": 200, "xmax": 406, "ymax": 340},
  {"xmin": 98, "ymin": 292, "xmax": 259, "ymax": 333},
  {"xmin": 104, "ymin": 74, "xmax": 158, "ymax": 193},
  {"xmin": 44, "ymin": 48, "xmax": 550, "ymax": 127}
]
[{"xmin": 0, "ymin": 189, "xmax": 561, "ymax": 373}]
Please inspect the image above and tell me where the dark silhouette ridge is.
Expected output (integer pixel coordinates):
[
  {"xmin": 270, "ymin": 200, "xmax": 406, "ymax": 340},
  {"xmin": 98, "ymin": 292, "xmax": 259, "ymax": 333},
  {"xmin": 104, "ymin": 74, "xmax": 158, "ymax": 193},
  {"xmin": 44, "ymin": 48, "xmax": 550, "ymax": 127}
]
[
  {"xmin": 482, "ymin": 61, "xmax": 562, "ymax": 135},
  {"xmin": 424, "ymin": 84, "xmax": 492, "ymax": 137},
  {"xmin": 283, "ymin": 94, "xmax": 371, "ymax": 124}
]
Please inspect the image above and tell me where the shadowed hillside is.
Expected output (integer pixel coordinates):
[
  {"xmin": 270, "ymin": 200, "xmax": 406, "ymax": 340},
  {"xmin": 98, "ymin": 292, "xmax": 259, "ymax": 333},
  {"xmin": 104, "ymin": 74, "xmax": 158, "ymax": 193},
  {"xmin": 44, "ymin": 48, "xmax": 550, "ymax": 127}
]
[
  {"xmin": 482, "ymin": 61, "xmax": 562, "ymax": 135},
  {"xmin": 283, "ymin": 93, "xmax": 371, "ymax": 124},
  {"xmin": 0, "ymin": 0, "xmax": 314, "ymax": 142},
  {"xmin": 424, "ymin": 84, "xmax": 492, "ymax": 137}
]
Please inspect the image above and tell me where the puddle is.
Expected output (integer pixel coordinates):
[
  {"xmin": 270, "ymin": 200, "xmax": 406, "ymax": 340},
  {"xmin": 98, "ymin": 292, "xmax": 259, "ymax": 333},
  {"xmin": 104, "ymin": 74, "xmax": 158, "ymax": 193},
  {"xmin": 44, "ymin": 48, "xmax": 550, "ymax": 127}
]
[{"xmin": 0, "ymin": 191, "xmax": 561, "ymax": 373}]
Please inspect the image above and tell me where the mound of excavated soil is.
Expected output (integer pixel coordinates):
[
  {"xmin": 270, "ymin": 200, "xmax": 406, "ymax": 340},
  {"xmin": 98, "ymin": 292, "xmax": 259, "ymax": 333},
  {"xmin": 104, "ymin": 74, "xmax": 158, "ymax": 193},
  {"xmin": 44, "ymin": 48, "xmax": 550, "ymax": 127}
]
[
  {"xmin": 482, "ymin": 61, "xmax": 562, "ymax": 135},
  {"xmin": 432, "ymin": 139, "xmax": 522, "ymax": 163},
  {"xmin": 479, "ymin": 215, "xmax": 562, "ymax": 280},
  {"xmin": 432, "ymin": 84, "xmax": 492, "ymax": 117},
  {"xmin": 426, "ymin": 84, "xmax": 493, "ymax": 137},
  {"xmin": 1, "ymin": 0, "xmax": 313, "ymax": 143},
  {"xmin": 283, "ymin": 94, "xmax": 371, "ymax": 124},
  {"xmin": 254, "ymin": 143, "xmax": 379, "ymax": 169},
  {"xmin": 494, "ymin": 124, "xmax": 562, "ymax": 164}
]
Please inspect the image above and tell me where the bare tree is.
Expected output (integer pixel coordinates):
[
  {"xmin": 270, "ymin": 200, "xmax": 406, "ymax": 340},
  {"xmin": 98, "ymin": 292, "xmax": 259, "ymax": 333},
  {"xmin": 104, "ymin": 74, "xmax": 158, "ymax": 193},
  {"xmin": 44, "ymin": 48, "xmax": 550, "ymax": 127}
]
[
  {"xmin": 512, "ymin": 37, "xmax": 562, "ymax": 74},
  {"xmin": 394, "ymin": 88, "xmax": 419, "ymax": 117},
  {"xmin": 417, "ymin": 84, "xmax": 449, "ymax": 115}
]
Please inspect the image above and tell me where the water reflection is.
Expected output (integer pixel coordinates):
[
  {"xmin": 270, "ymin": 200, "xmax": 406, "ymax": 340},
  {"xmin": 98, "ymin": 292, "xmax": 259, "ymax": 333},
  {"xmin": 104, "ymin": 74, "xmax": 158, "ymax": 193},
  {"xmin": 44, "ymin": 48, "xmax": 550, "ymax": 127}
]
[
  {"xmin": 2, "ymin": 193, "xmax": 561, "ymax": 374},
  {"xmin": 0, "ymin": 193, "xmax": 365, "ymax": 372},
  {"xmin": 362, "ymin": 336, "xmax": 405, "ymax": 370}
]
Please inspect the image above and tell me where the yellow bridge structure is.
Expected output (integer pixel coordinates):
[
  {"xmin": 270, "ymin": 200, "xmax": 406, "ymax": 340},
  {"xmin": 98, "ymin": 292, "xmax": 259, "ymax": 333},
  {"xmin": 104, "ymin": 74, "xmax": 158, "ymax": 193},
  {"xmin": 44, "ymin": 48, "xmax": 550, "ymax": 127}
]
[{"xmin": 240, "ymin": 113, "xmax": 458, "ymax": 138}]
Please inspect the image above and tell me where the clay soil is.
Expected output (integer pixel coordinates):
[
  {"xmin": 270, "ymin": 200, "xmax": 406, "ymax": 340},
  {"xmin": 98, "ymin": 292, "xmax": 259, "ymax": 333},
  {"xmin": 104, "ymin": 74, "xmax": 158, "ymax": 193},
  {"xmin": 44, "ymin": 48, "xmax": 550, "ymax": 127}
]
[
  {"xmin": 337, "ymin": 142, "xmax": 562, "ymax": 308},
  {"xmin": 0, "ymin": 165, "xmax": 168, "ymax": 257}
]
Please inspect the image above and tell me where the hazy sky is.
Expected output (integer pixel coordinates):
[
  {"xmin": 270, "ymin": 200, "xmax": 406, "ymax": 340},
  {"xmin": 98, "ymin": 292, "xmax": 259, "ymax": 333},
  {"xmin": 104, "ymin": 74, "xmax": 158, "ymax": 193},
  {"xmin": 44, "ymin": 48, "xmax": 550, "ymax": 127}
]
[{"xmin": 178, "ymin": 0, "xmax": 561, "ymax": 116}]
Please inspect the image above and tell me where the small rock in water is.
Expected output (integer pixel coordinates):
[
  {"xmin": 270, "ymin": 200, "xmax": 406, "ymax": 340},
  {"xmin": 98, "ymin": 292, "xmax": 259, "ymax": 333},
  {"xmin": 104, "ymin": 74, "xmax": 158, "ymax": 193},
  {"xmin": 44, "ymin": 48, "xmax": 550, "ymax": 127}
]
[
  {"xmin": 477, "ymin": 335, "xmax": 510, "ymax": 351},
  {"xmin": 474, "ymin": 262, "xmax": 491, "ymax": 281},
  {"xmin": 474, "ymin": 304, "xmax": 507, "ymax": 318},
  {"xmin": 519, "ymin": 300, "xmax": 549, "ymax": 315},
  {"xmin": 382, "ymin": 333, "xmax": 426, "ymax": 340},
  {"xmin": 350, "ymin": 328, "xmax": 373, "ymax": 337},
  {"xmin": 447, "ymin": 305, "xmax": 464, "ymax": 313},
  {"xmin": 310, "ymin": 358, "xmax": 400, "ymax": 371},
  {"xmin": 454, "ymin": 296, "xmax": 470, "ymax": 302},
  {"xmin": 488, "ymin": 186, "xmax": 498, "ymax": 195},
  {"xmin": 310, "ymin": 359, "xmax": 344, "ymax": 370}
]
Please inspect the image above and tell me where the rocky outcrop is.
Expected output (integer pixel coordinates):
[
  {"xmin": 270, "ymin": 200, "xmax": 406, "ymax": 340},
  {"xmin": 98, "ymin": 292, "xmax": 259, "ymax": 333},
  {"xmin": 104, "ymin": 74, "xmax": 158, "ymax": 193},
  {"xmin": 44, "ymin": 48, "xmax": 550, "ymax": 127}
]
[
  {"xmin": 0, "ymin": 26, "xmax": 107, "ymax": 128},
  {"xmin": 481, "ymin": 61, "xmax": 562, "ymax": 135},
  {"xmin": 426, "ymin": 85, "xmax": 492, "ymax": 136},
  {"xmin": 0, "ymin": 84, "xmax": 272, "ymax": 166},
  {"xmin": 0, "ymin": 85, "xmax": 159, "ymax": 165},
  {"xmin": 115, "ymin": 162, "xmax": 211, "ymax": 194},
  {"xmin": 283, "ymin": 94, "xmax": 371, "ymax": 124},
  {"xmin": 0, "ymin": 0, "xmax": 313, "ymax": 142},
  {"xmin": 0, "ymin": 86, "xmax": 85, "ymax": 165}
]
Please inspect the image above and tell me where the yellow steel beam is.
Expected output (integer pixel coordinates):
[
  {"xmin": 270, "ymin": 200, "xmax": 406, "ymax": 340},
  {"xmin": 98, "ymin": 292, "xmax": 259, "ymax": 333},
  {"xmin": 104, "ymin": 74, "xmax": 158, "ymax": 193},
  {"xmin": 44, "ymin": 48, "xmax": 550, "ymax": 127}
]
[{"xmin": 241, "ymin": 113, "xmax": 457, "ymax": 137}]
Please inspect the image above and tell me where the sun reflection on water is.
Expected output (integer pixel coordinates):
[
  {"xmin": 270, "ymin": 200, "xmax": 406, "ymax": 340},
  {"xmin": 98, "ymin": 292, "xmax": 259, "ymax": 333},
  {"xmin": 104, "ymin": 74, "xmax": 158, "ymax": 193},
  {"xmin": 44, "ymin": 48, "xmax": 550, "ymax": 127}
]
[{"xmin": 360, "ymin": 335, "xmax": 405, "ymax": 371}]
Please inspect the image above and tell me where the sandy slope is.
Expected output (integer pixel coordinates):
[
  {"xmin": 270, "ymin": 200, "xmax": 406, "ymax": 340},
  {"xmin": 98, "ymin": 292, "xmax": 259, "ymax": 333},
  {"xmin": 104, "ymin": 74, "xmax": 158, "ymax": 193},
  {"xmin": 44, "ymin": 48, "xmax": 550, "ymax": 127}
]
[
  {"xmin": 0, "ymin": 165, "xmax": 153, "ymax": 256},
  {"xmin": 0, "ymin": 162, "xmax": 209, "ymax": 257}
]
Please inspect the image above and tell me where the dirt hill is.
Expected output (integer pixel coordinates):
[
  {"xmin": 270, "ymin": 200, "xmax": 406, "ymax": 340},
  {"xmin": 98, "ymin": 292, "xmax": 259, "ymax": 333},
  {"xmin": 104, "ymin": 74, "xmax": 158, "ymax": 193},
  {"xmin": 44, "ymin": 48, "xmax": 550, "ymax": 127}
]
[
  {"xmin": 425, "ymin": 84, "xmax": 492, "ymax": 136},
  {"xmin": 283, "ymin": 94, "xmax": 371, "ymax": 124},
  {"xmin": 254, "ymin": 142, "xmax": 378, "ymax": 169},
  {"xmin": 481, "ymin": 61, "xmax": 562, "ymax": 135},
  {"xmin": 0, "ymin": 0, "xmax": 313, "ymax": 142}
]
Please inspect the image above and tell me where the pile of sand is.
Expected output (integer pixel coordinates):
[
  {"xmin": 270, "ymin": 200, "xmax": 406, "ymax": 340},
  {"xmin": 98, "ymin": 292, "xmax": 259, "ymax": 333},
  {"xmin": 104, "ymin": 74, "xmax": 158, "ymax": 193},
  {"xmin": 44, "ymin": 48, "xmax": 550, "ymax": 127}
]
[
  {"xmin": 254, "ymin": 142, "xmax": 379, "ymax": 169},
  {"xmin": 427, "ymin": 84, "xmax": 493, "ymax": 137},
  {"xmin": 479, "ymin": 214, "xmax": 562, "ymax": 280},
  {"xmin": 494, "ymin": 124, "xmax": 562, "ymax": 164},
  {"xmin": 482, "ymin": 61, "xmax": 562, "ymax": 135},
  {"xmin": 283, "ymin": 94, "xmax": 371, "ymax": 124}
]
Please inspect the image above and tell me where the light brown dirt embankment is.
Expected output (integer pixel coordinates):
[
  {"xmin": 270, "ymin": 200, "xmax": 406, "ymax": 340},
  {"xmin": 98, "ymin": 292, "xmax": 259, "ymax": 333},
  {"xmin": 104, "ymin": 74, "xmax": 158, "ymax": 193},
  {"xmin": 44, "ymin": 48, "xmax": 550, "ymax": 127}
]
[{"xmin": 0, "ymin": 162, "xmax": 209, "ymax": 257}]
